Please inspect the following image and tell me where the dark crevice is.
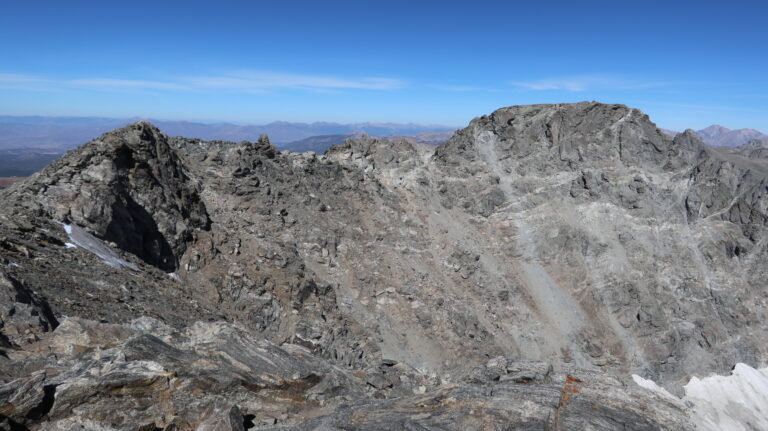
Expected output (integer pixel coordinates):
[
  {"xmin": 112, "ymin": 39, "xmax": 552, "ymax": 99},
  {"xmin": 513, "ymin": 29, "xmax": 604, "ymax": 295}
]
[
  {"xmin": 6, "ymin": 273, "xmax": 58, "ymax": 332},
  {"xmin": 243, "ymin": 414, "xmax": 256, "ymax": 429},
  {"xmin": 113, "ymin": 144, "xmax": 136, "ymax": 171},
  {"xmin": 0, "ymin": 415, "xmax": 30, "ymax": 431},
  {"xmin": 25, "ymin": 384, "xmax": 56, "ymax": 420}
]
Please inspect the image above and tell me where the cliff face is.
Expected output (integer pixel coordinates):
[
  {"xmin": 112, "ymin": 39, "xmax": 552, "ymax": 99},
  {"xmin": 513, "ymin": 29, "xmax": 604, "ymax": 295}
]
[
  {"xmin": 1, "ymin": 102, "xmax": 766, "ymax": 429},
  {"xmin": 425, "ymin": 103, "xmax": 767, "ymax": 386}
]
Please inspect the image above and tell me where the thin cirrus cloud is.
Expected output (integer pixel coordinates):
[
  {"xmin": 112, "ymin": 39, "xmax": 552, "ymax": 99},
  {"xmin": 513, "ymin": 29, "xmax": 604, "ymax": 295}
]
[
  {"xmin": 184, "ymin": 71, "xmax": 405, "ymax": 92},
  {"xmin": 510, "ymin": 75, "xmax": 661, "ymax": 92},
  {"xmin": 68, "ymin": 78, "xmax": 188, "ymax": 91},
  {"xmin": 428, "ymin": 84, "xmax": 508, "ymax": 93},
  {"xmin": 0, "ymin": 71, "xmax": 405, "ymax": 93},
  {"xmin": 0, "ymin": 73, "xmax": 51, "ymax": 84},
  {"xmin": 0, "ymin": 73, "xmax": 53, "ymax": 90}
]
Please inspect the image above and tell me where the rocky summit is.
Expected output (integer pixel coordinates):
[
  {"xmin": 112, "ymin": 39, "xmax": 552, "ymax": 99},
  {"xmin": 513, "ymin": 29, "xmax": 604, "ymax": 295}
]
[{"xmin": 1, "ymin": 102, "xmax": 766, "ymax": 430}]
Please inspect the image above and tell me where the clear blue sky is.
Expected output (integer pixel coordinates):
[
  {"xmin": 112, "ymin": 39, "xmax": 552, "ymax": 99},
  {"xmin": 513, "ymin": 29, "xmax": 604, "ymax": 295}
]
[{"xmin": 1, "ymin": 0, "xmax": 766, "ymax": 130}]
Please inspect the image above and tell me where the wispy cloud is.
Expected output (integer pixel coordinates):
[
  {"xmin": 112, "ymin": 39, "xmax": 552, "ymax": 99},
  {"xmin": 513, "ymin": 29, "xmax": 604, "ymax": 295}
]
[
  {"xmin": 69, "ymin": 78, "xmax": 188, "ymax": 91},
  {"xmin": 0, "ymin": 73, "xmax": 51, "ymax": 84},
  {"xmin": 429, "ymin": 84, "xmax": 500, "ymax": 92},
  {"xmin": 510, "ymin": 75, "xmax": 662, "ymax": 92},
  {"xmin": 184, "ymin": 71, "xmax": 404, "ymax": 92},
  {"xmin": 0, "ymin": 70, "xmax": 405, "ymax": 93},
  {"xmin": 0, "ymin": 73, "xmax": 55, "ymax": 91}
]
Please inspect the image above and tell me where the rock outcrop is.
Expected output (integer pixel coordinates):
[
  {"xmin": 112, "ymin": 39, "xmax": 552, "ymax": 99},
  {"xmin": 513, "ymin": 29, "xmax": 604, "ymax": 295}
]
[
  {"xmin": 8, "ymin": 122, "xmax": 209, "ymax": 271},
  {"xmin": 0, "ymin": 269, "xmax": 57, "ymax": 349},
  {"xmin": 1, "ymin": 317, "xmax": 692, "ymax": 430},
  {"xmin": 1, "ymin": 102, "xmax": 767, "ymax": 429},
  {"xmin": 719, "ymin": 138, "xmax": 768, "ymax": 159}
]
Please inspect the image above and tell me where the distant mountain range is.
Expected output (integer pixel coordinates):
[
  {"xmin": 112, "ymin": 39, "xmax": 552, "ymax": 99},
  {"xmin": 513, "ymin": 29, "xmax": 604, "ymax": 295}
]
[
  {"xmin": 280, "ymin": 133, "xmax": 364, "ymax": 153},
  {"xmin": 0, "ymin": 115, "xmax": 458, "ymax": 177},
  {"xmin": 1, "ymin": 115, "xmax": 766, "ymax": 179},
  {"xmin": 660, "ymin": 125, "xmax": 768, "ymax": 147},
  {"xmin": 3, "ymin": 115, "xmax": 763, "ymax": 151},
  {"xmin": 280, "ymin": 131, "xmax": 455, "ymax": 153},
  {"xmin": 0, "ymin": 115, "xmax": 457, "ymax": 150}
]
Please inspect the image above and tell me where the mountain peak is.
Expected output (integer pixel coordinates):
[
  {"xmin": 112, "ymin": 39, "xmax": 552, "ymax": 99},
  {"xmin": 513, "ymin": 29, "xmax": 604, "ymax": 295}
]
[
  {"xmin": 435, "ymin": 102, "xmax": 675, "ymax": 171},
  {"xmin": 8, "ymin": 120, "xmax": 209, "ymax": 272},
  {"xmin": 105, "ymin": 120, "xmax": 164, "ymax": 139},
  {"xmin": 695, "ymin": 124, "xmax": 768, "ymax": 147},
  {"xmin": 699, "ymin": 124, "xmax": 731, "ymax": 135}
]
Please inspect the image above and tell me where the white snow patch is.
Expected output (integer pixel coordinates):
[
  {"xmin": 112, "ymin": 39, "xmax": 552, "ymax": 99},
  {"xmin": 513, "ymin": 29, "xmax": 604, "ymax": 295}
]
[
  {"xmin": 167, "ymin": 272, "xmax": 181, "ymax": 282},
  {"xmin": 631, "ymin": 374, "xmax": 677, "ymax": 400},
  {"xmin": 9, "ymin": 262, "xmax": 20, "ymax": 268},
  {"xmin": 633, "ymin": 363, "xmax": 768, "ymax": 431},
  {"xmin": 61, "ymin": 223, "xmax": 139, "ymax": 271},
  {"xmin": 64, "ymin": 242, "xmax": 77, "ymax": 249},
  {"xmin": 685, "ymin": 363, "xmax": 768, "ymax": 431}
]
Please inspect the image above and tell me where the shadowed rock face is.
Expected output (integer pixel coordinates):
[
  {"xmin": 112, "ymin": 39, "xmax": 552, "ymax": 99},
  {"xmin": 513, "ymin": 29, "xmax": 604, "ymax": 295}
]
[
  {"xmin": 0, "ymin": 102, "xmax": 766, "ymax": 428},
  {"xmin": 0, "ymin": 270, "xmax": 58, "ymax": 349},
  {"xmin": 6, "ymin": 122, "xmax": 210, "ymax": 272}
]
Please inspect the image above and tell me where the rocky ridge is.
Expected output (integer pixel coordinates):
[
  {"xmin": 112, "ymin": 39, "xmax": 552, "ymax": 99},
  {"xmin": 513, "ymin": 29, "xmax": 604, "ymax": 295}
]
[
  {"xmin": 662, "ymin": 125, "xmax": 768, "ymax": 147},
  {"xmin": 718, "ymin": 138, "xmax": 768, "ymax": 160},
  {"xmin": 1, "ymin": 102, "xmax": 767, "ymax": 429},
  {"xmin": 696, "ymin": 125, "xmax": 768, "ymax": 147}
]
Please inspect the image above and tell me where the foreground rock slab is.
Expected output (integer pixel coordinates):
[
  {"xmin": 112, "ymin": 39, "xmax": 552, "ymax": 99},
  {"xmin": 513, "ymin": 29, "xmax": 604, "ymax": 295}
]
[{"xmin": 1, "ymin": 318, "xmax": 692, "ymax": 430}]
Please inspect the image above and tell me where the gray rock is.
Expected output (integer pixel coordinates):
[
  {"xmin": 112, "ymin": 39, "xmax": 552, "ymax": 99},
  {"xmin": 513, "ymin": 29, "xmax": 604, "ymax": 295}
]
[
  {"xmin": 0, "ymin": 269, "xmax": 57, "ymax": 349},
  {"xmin": 0, "ymin": 319, "xmax": 692, "ymax": 430},
  {"xmin": 1, "ymin": 102, "xmax": 767, "ymax": 428}
]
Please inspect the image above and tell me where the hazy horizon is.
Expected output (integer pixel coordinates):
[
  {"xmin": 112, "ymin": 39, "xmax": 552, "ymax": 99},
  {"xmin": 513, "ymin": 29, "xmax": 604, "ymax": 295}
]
[
  {"xmin": 1, "ymin": 111, "xmax": 767, "ymax": 137},
  {"xmin": 0, "ymin": 113, "xmax": 461, "ymax": 129}
]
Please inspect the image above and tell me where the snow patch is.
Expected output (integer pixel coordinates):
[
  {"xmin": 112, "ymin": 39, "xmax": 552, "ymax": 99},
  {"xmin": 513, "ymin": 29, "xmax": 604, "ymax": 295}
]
[
  {"xmin": 633, "ymin": 363, "xmax": 768, "ymax": 431},
  {"xmin": 167, "ymin": 272, "xmax": 181, "ymax": 282},
  {"xmin": 685, "ymin": 363, "xmax": 768, "ymax": 431},
  {"xmin": 61, "ymin": 223, "xmax": 140, "ymax": 271},
  {"xmin": 64, "ymin": 242, "xmax": 77, "ymax": 249},
  {"xmin": 631, "ymin": 374, "xmax": 677, "ymax": 400}
]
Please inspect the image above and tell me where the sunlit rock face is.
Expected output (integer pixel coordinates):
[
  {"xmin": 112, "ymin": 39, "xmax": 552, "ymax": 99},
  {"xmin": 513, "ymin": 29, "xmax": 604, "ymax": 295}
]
[{"xmin": 1, "ymin": 102, "xmax": 767, "ymax": 428}]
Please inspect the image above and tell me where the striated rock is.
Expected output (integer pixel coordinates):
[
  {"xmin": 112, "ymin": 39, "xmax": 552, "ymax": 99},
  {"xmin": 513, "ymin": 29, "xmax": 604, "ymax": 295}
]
[
  {"xmin": 0, "ymin": 318, "xmax": 692, "ymax": 430},
  {"xmin": 0, "ymin": 318, "xmax": 374, "ymax": 430},
  {"xmin": 264, "ymin": 368, "xmax": 694, "ymax": 431}
]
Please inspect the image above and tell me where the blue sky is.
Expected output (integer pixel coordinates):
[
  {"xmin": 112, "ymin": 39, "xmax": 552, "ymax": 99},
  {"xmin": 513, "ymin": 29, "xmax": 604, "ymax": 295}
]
[{"xmin": 1, "ymin": 0, "xmax": 766, "ymax": 130}]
